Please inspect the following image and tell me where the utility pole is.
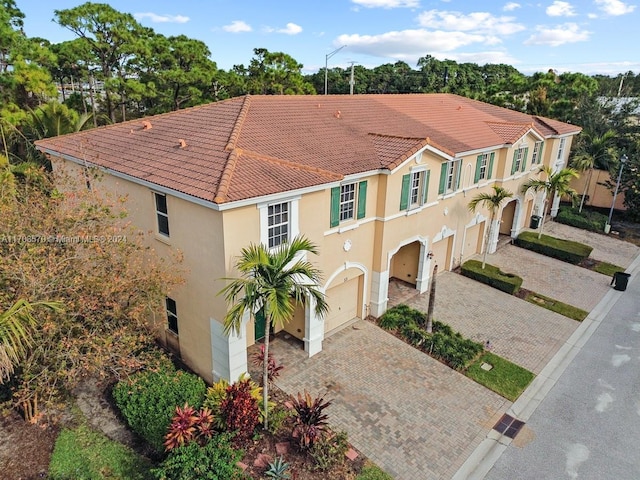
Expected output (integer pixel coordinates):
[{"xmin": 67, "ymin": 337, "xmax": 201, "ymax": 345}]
[
  {"xmin": 348, "ymin": 62, "xmax": 356, "ymax": 95},
  {"xmin": 324, "ymin": 45, "xmax": 346, "ymax": 95}
]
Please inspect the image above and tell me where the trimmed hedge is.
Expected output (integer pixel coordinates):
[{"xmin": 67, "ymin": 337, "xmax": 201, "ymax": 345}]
[
  {"xmin": 515, "ymin": 231, "xmax": 593, "ymax": 264},
  {"xmin": 461, "ymin": 260, "xmax": 523, "ymax": 295},
  {"xmin": 379, "ymin": 305, "xmax": 483, "ymax": 370},
  {"xmin": 556, "ymin": 206, "xmax": 608, "ymax": 233}
]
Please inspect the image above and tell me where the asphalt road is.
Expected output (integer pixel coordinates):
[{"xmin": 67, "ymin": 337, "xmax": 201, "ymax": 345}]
[{"xmin": 484, "ymin": 273, "xmax": 640, "ymax": 480}]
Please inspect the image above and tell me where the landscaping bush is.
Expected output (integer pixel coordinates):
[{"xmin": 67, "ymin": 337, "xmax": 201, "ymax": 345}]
[
  {"xmin": 378, "ymin": 303, "xmax": 424, "ymax": 330},
  {"xmin": 112, "ymin": 362, "xmax": 207, "ymax": 452},
  {"xmin": 461, "ymin": 260, "xmax": 523, "ymax": 295},
  {"xmin": 151, "ymin": 433, "xmax": 244, "ymax": 480},
  {"xmin": 556, "ymin": 206, "xmax": 608, "ymax": 232},
  {"xmin": 290, "ymin": 390, "xmax": 332, "ymax": 450},
  {"xmin": 310, "ymin": 430, "xmax": 349, "ymax": 471},
  {"xmin": 515, "ymin": 231, "xmax": 593, "ymax": 264},
  {"xmin": 219, "ymin": 377, "xmax": 261, "ymax": 446},
  {"xmin": 49, "ymin": 424, "xmax": 152, "ymax": 480}
]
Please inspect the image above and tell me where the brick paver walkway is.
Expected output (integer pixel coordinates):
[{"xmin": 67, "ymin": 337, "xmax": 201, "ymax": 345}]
[{"xmin": 269, "ymin": 322, "xmax": 509, "ymax": 480}]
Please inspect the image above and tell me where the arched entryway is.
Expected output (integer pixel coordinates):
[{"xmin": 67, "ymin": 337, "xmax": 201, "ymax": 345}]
[
  {"xmin": 389, "ymin": 241, "xmax": 421, "ymax": 285},
  {"xmin": 323, "ymin": 266, "xmax": 366, "ymax": 336}
]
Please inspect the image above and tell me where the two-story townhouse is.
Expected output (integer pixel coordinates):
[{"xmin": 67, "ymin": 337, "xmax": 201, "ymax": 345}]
[{"xmin": 36, "ymin": 94, "xmax": 581, "ymax": 384}]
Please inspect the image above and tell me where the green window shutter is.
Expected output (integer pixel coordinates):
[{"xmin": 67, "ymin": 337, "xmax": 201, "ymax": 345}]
[
  {"xmin": 511, "ymin": 151, "xmax": 518, "ymax": 175},
  {"xmin": 357, "ymin": 181, "xmax": 367, "ymax": 219},
  {"xmin": 488, "ymin": 152, "xmax": 495, "ymax": 179},
  {"xmin": 538, "ymin": 142, "xmax": 544, "ymax": 164},
  {"xmin": 438, "ymin": 163, "xmax": 448, "ymax": 194},
  {"xmin": 474, "ymin": 155, "xmax": 482, "ymax": 183},
  {"xmin": 399, "ymin": 174, "xmax": 410, "ymax": 211},
  {"xmin": 454, "ymin": 159, "xmax": 462, "ymax": 190},
  {"xmin": 521, "ymin": 147, "xmax": 529, "ymax": 171},
  {"xmin": 330, "ymin": 186, "xmax": 340, "ymax": 227},
  {"xmin": 421, "ymin": 170, "xmax": 430, "ymax": 204}
]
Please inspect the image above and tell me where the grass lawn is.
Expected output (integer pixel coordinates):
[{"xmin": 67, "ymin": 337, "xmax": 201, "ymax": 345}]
[
  {"xmin": 466, "ymin": 352, "xmax": 535, "ymax": 402},
  {"xmin": 49, "ymin": 423, "xmax": 152, "ymax": 480},
  {"xmin": 593, "ymin": 261, "xmax": 625, "ymax": 277},
  {"xmin": 524, "ymin": 291, "xmax": 588, "ymax": 321}
]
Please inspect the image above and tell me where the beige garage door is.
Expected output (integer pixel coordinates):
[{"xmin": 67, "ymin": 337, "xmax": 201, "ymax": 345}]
[{"xmin": 324, "ymin": 276, "xmax": 360, "ymax": 334}]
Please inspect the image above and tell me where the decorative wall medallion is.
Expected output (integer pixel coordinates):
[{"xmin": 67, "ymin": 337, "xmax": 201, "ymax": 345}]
[{"xmin": 343, "ymin": 239, "xmax": 352, "ymax": 252}]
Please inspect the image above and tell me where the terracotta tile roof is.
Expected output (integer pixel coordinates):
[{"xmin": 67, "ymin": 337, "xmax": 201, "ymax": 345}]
[{"xmin": 36, "ymin": 94, "xmax": 581, "ymax": 205}]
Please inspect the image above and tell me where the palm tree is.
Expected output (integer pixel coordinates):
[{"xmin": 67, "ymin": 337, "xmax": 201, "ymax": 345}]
[
  {"xmin": 1, "ymin": 300, "xmax": 62, "ymax": 382},
  {"xmin": 570, "ymin": 130, "xmax": 617, "ymax": 212},
  {"xmin": 521, "ymin": 166, "xmax": 579, "ymax": 239},
  {"xmin": 219, "ymin": 236, "xmax": 328, "ymax": 430},
  {"xmin": 468, "ymin": 185, "xmax": 514, "ymax": 268}
]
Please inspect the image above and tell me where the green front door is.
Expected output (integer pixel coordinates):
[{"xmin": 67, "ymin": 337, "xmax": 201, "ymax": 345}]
[{"xmin": 254, "ymin": 308, "xmax": 266, "ymax": 341}]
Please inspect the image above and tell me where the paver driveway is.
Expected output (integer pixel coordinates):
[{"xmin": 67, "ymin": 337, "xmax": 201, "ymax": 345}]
[{"xmin": 270, "ymin": 321, "xmax": 509, "ymax": 480}]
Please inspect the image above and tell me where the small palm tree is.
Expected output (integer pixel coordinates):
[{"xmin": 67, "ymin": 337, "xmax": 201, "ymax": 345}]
[
  {"xmin": 468, "ymin": 185, "xmax": 514, "ymax": 268},
  {"xmin": 521, "ymin": 165, "xmax": 579, "ymax": 238},
  {"xmin": 570, "ymin": 130, "xmax": 617, "ymax": 212},
  {"xmin": 1, "ymin": 300, "xmax": 62, "ymax": 382},
  {"xmin": 220, "ymin": 236, "xmax": 328, "ymax": 430}
]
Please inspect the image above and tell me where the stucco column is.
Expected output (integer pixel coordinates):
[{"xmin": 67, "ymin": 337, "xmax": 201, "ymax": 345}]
[
  {"xmin": 415, "ymin": 242, "xmax": 431, "ymax": 293},
  {"xmin": 210, "ymin": 314, "xmax": 248, "ymax": 382},
  {"xmin": 486, "ymin": 218, "xmax": 501, "ymax": 254},
  {"xmin": 304, "ymin": 296, "xmax": 324, "ymax": 357},
  {"xmin": 510, "ymin": 199, "xmax": 523, "ymax": 238},
  {"xmin": 550, "ymin": 192, "xmax": 561, "ymax": 218},
  {"xmin": 369, "ymin": 270, "xmax": 389, "ymax": 317}
]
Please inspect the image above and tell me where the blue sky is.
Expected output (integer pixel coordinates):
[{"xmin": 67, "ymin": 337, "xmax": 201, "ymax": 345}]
[{"xmin": 19, "ymin": 0, "xmax": 639, "ymax": 76}]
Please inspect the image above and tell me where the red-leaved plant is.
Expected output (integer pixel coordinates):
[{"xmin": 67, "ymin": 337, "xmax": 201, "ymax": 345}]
[
  {"xmin": 251, "ymin": 344, "xmax": 284, "ymax": 385},
  {"xmin": 219, "ymin": 378, "xmax": 260, "ymax": 446},
  {"xmin": 164, "ymin": 403, "xmax": 215, "ymax": 451},
  {"xmin": 290, "ymin": 390, "xmax": 332, "ymax": 450}
]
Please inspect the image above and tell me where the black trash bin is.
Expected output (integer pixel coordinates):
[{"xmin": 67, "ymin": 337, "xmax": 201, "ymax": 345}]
[
  {"xmin": 529, "ymin": 215, "xmax": 541, "ymax": 229},
  {"xmin": 611, "ymin": 272, "xmax": 631, "ymax": 291}
]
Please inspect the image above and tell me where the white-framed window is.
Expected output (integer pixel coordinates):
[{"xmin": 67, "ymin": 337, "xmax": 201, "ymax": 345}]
[
  {"xmin": 557, "ymin": 137, "xmax": 566, "ymax": 161},
  {"xmin": 330, "ymin": 181, "xmax": 367, "ymax": 227},
  {"xmin": 511, "ymin": 146, "xmax": 529, "ymax": 175},
  {"xmin": 154, "ymin": 192, "xmax": 170, "ymax": 237},
  {"xmin": 474, "ymin": 152, "xmax": 495, "ymax": 183},
  {"xmin": 479, "ymin": 154, "xmax": 488, "ymax": 180},
  {"xmin": 166, "ymin": 297, "xmax": 178, "ymax": 334},
  {"xmin": 438, "ymin": 159, "xmax": 461, "ymax": 195},
  {"xmin": 267, "ymin": 202, "xmax": 289, "ymax": 248},
  {"xmin": 531, "ymin": 141, "xmax": 544, "ymax": 164},
  {"xmin": 400, "ymin": 169, "xmax": 430, "ymax": 210}
]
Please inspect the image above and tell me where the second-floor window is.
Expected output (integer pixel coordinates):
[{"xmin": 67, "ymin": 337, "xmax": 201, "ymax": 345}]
[
  {"xmin": 330, "ymin": 181, "xmax": 367, "ymax": 227},
  {"xmin": 511, "ymin": 147, "xmax": 529, "ymax": 175},
  {"xmin": 556, "ymin": 137, "xmax": 566, "ymax": 161},
  {"xmin": 400, "ymin": 169, "xmax": 430, "ymax": 211},
  {"xmin": 268, "ymin": 202, "xmax": 289, "ymax": 248},
  {"xmin": 531, "ymin": 141, "xmax": 544, "ymax": 164},
  {"xmin": 438, "ymin": 159, "xmax": 461, "ymax": 195},
  {"xmin": 474, "ymin": 152, "xmax": 495, "ymax": 183},
  {"xmin": 154, "ymin": 192, "xmax": 170, "ymax": 237}
]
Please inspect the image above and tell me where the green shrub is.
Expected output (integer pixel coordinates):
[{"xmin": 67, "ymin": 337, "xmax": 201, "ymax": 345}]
[
  {"xmin": 357, "ymin": 463, "xmax": 393, "ymax": 480},
  {"xmin": 49, "ymin": 424, "xmax": 152, "ymax": 480},
  {"xmin": 151, "ymin": 433, "xmax": 244, "ymax": 480},
  {"xmin": 461, "ymin": 260, "xmax": 523, "ymax": 294},
  {"xmin": 515, "ymin": 231, "xmax": 593, "ymax": 264},
  {"xmin": 112, "ymin": 362, "xmax": 207, "ymax": 452},
  {"xmin": 556, "ymin": 206, "xmax": 608, "ymax": 232},
  {"xmin": 378, "ymin": 303, "xmax": 424, "ymax": 330},
  {"xmin": 310, "ymin": 430, "xmax": 350, "ymax": 471}
]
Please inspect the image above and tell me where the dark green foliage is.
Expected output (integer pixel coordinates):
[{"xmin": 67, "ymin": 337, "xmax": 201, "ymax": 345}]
[
  {"xmin": 219, "ymin": 378, "xmax": 260, "ymax": 445},
  {"xmin": 379, "ymin": 306, "xmax": 483, "ymax": 370},
  {"xmin": 515, "ymin": 231, "xmax": 593, "ymax": 264},
  {"xmin": 461, "ymin": 260, "xmax": 523, "ymax": 295},
  {"xmin": 112, "ymin": 362, "xmax": 206, "ymax": 452},
  {"xmin": 151, "ymin": 433, "xmax": 244, "ymax": 480},
  {"xmin": 556, "ymin": 206, "xmax": 608, "ymax": 232},
  {"xmin": 290, "ymin": 390, "xmax": 332, "ymax": 450},
  {"xmin": 310, "ymin": 430, "xmax": 349, "ymax": 471}
]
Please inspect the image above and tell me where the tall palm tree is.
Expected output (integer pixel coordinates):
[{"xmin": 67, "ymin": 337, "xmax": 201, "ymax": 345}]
[
  {"xmin": 220, "ymin": 236, "xmax": 328, "ymax": 430},
  {"xmin": 570, "ymin": 130, "xmax": 617, "ymax": 212},
  {"xmin": 468, "ymin": 185, "xmax": 514, "ymax": 268},
  {"xmin": 521, "ymin": 165, "xmax": 579, "ymax": 239},
  {"xmin": 0, "ymin": 300, "xmax": 62, "ymax": 382}
]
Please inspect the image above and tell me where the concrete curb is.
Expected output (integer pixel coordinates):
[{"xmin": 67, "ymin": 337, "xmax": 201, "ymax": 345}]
[{"xmin": 452, "ymin": 251, "xmax": 640, "ymax": 480}]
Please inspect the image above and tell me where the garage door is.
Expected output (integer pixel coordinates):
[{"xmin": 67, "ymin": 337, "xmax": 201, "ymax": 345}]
[{"xmin": 324, "ymin": 276, "xmax": 360, "ymax": 334}]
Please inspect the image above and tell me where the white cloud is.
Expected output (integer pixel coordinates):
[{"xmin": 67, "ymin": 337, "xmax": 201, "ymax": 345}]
[
  {"xmin": 351, "ymin": 0, "xmax": 419, "ymax": 8},
  {"xmin": 134, "ymin": 12, "xmax": 189, "ymax": 23},
  {"xmin": 503, "ymin": 2, "xmax": 521, "ymax": 11},
  {"xmin": 524, "ymin": 23, "xmax": 590, "ymax": 46},
  {"xmin": 594, "ymin": 0, "xmax": 636, "ymax": 15},
  {"xmin": 417, "ymin": 10, "xmax": 525, "ymax": 35},
  {"xmin": 546, "ymin": 1, "xmax": 577, "ymax": 16},
  {"xmin": 277, "ymin": 23, "xmax": 303, "ymax": 35},
  {"xmin": 223, "ymin": 20, "xmax": 252, "ymax": 33}
]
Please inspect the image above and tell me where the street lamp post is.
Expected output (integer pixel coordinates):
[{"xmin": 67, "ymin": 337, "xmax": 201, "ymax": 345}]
[
  {"xmin": 606, "ymin": 154, "xmax": 628, "ymax": 232},
  {"xmin": 324, "ymin": 45, "xmax": 346, "ymax": 95}
]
